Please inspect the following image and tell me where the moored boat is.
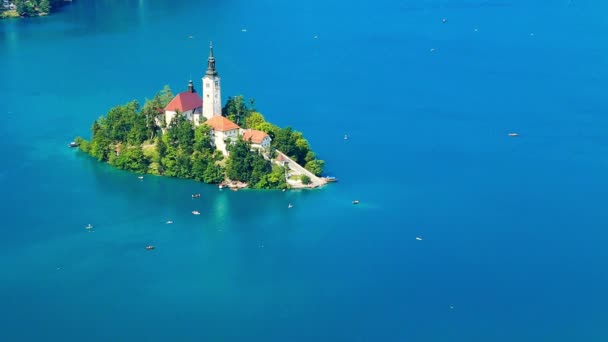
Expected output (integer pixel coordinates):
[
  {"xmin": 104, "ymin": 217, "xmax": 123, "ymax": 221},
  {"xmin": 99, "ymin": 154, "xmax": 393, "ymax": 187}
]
[
  {"xmin": 146, "ymin": 245, "xmax": 155, "ymax": 250},
  {"xmin": 192, "ymin": 210, "xmax": 200, "ymax": 215},
  {"xmin": 352, "ymin": 200, "xmax": 360, "ymax": 205},
  {"xmin": 324, "ymin": 176, "xmax": 338, "ymax": 182},
  {"xmin": 68, "ymin": 141, "xmax": 78, "ymax": 148}
]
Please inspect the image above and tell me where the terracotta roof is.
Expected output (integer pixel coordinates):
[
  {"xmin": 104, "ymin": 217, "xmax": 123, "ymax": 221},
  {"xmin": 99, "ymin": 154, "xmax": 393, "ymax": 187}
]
[
  {"xmin": 164, "ymin": 91, "xmax": 202, "ymax": 112},
  {"xmin": 204, "ymin": 116, "xmax": 240, "ymax": 132},
  {"xmin": 242, "ymin": 129, "xmax": 270, "ymax": 144}
]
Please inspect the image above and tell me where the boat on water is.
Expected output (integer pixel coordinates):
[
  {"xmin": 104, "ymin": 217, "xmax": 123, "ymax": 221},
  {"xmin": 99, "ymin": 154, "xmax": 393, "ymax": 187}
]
[
  {"xmin": 442, "ymin": 18, "xmax": 448, "ymax": 23},
  {"xmin": 218, "ymin": 184, "xmax": 225, "ymax": 189},
  {"xmin": 344, "ymin": 134, "xmax": 349, "ymax": 140},
  {"xmin": 324, "ymin": 176, "xmax": 338, "ymax": 182},
  {"xmin": 192, "ymin": 193, "xmax": 201, "ymax": 198},
  {"xmin": 352, "ymin": 200, "xmax": 360, "ymax": 205},
  {"xmin": 508, "ymin": 132, "xmax": 519, "ymax": 137},
  {"xmin": 416, "ymin": 236, "xmax": 423, "ymax": 241},
  {"xmin": 146, "ymin": 245, "xmax": 155, "ymax": 250},
  {"xmin": 68, "ymin": 141, "xmax": 78, "ymax": 148},
  {"xmin": 192, "ymin": 211, "xmax": 200, "ymax": 215},
  {"xmin": 85, "ymin": 224, "xmax": 93, "ymax": 229},
  {"xmin": 166, "ymin": 220, "xmax": 173, "ymax": 224},
  {"xmin": 288, "ymin": 203, "xmax": 293, "ymax": 208},
  {"xmin": 138, "ymin": 176, "xmax": 144, "ymax": 180}
]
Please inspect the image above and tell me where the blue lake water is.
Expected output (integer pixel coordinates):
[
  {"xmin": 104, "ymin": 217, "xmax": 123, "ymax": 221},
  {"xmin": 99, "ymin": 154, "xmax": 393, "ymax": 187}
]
[{"xmin": 2, "ymin": 0, "xmax": 608, "ymax": 340}]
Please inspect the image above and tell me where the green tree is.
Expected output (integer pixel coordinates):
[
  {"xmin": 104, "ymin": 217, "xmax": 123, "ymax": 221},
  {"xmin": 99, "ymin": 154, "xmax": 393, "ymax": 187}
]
[
  {"xmin": 305, "ymin": 159, "xmax": 325, "ymax": 176},
  {"xmin": 301, "ymin": 175, "xmax": 312, "ymax": 185},
  {"xmin": 203, "ymin": 163, "xmax": 224, "ymax": 183},
  {"xmin": 223, "ymin": 95, "xmax": 254, "ymax": 126},
  {"xmin": 194, "ymin": 124, "xmax": 213, "ymax": 153},
  {"xmin": 159, "ymin": 85, "xmax": 174, "ymax": 107},
  {"xmin": 39, "ymin": 0, "xmax": 50, "ymax": 13},
  {"xmin": 244, "ymin": 111, "xmax": 265, "ymax": 130}
]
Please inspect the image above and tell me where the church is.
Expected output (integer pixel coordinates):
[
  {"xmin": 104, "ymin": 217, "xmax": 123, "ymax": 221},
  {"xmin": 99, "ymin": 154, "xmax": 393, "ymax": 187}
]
[{"xmin": 162, "ymin": 42, "xmax": 270, "ymax": 155}]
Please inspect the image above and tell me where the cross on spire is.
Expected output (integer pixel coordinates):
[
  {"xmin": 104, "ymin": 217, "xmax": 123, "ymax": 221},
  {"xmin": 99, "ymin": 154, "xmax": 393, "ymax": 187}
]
[{"xmin": 206, "ymin": 41, "xmax": 218, "ymax": 76}]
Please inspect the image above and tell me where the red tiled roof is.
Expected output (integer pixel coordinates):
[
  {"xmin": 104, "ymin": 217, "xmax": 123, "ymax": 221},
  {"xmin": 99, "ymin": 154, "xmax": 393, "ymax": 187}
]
[
  {"xmin": 205, "ymin": 116, "xmax": 240, "ymax": 132},
  {"xmin": 242, "ymin": 129, "xmax": 270, "ymax": 144},
  {"xmin": 164, "ymin": 91, "xmax": 202, "ymax": 112}
]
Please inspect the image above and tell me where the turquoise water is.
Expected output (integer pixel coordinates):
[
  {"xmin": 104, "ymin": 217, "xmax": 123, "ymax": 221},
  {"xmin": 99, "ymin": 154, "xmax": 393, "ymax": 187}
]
[{"xmin": 2, "ymin": 0, "xmax": 608, "ymax": 340}]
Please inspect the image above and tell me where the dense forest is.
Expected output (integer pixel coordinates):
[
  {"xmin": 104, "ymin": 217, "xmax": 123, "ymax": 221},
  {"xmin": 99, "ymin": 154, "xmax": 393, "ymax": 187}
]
[
  {"xmin": 1, "ymin": 0, "xmax": 66, "ymax": 18},
  {"xmin": 75, "ymin": 87, "xmax": 325, "ymax": 190}
]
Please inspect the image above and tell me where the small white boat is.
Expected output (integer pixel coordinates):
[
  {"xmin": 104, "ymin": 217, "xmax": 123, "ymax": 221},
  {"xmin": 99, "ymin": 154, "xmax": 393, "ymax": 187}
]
[
  {"xmin": 146, "ymin": 245, "xmax": 155, "ymax": 250},
  {"xmin": 442, "ymin": 18, "xmax": 447, "ymax": 23},
  {"xmin": 188, "ymin": 35, "xmax": 194, "ymax": 39},
  {"xmin": 352, "ymin": 200, "xmax": 360, "ymax": 205},
  {"xmin": 508, "ymin": 132, "xmax": 519, "ymax": 137},
  {"xmin": 241, "ymin": 29, "xmax": 247, "ymax": 32},
  {"xmin": 415, "ymin": 236, "xmax": 423, "ymax": 241},
  {"xmin": 218, "ymin": 184, "xmax": 225, "ymax": 189},
  {"xmin": 313, "ymin": 35, "xmax": 319, "ymax": 39},
  {"xmin": 138, "ymin": 176, "xmax": 144, "ymax": 180},
  {"xmin": 85, "ymin": 224, "xmax": 93, "ymax": 229},
  {"xmin": 192, "ymin": 211, "xmax": 200, "ymax": 215},
  {"xmin": 288, "ymin": 203, "xmax": 293, "ymax": 209},
  {"xmin": 344, "ymin": 134, "xmax": 349, "ymax": 140},
  {"xmin": 166, "ymin": 220, "xmax": 173, "ymax": 224},
  {"xmin": 430, "ymin": 48, "xmax": 436, "ymax": 52}
]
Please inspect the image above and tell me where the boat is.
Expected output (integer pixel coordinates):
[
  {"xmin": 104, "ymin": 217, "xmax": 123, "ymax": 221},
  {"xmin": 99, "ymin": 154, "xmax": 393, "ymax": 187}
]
[
  {"xmin": 288, "ymin": 203, "xmax": 293, "ymax": 208},
  {"xmin": 313, "ymin": 35, "xmax": 319, "ymax": 39},
  {"xmin": 138, "ymin": 176, "xmax": 144, "ymax": 180},
  {"xmin": 218, "ymin": 184, "xmax": 225, "ymax": 189},
  {"xmin": 415, "ymin": 236, "xmax": 423, "ymax": 241},
  {"xmin": 442, "ymin": 18, "xmax": 447, "ymax": 23},
  {"xmin": 192, "ymin": 193, "xmax": 201, "ymax": 198},
  {"xmin": 166, "ymin": 220, "xmax": 173, "ymax": 224},
  {"xmin": 192, "ymin": 211, "xmax": 200, "ymax": 215},
  {"xmin": 85, "ymin": 224, "xmax": 93, "ymax": 229},
  {"xmin": 508, "ymin": 132, "xmax": 519, "ymax": 137},
  {"xmin": 344, "ymin": 134, "xmax": 349, "ymax": 140},
  {"xmin": 324, "ymin": 176, "xmax": 338, "ymax": 182},
  {"xmin": 145, "ymin": 245, "xmax": 155, "ymax": 250},
  {"xmin": 241, "ymin": 29, "xmax": 247, "ymax": 32},
  {"xmin": 68, "ymin": 141, "xmax": 78, "ymax": 148},
  {"xmin": 352, "ymin": 200, "xmax": 360, "ymax": 205},
  {"xmin": 188, "ymin": 35, "xmax": 194, "ymax": 39},
  {"xmin": 282, "ymin": 188, "xmax": 286, "ymax": 192},
  {"xmin": 430, "ymin": 48, "xmax": 436, "ymax": 52}
]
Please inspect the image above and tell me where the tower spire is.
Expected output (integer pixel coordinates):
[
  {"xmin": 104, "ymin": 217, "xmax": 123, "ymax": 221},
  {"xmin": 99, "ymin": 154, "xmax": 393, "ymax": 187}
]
[{"xmin": 206, "ymin": 41, "xmax": 217, "ymax": 76}]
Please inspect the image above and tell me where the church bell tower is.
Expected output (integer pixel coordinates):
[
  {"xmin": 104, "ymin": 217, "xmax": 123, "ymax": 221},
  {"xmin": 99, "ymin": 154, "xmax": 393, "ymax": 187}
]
[{"xmin": 202, "ymin": 41, "xmax": 222, "ymax": 120}]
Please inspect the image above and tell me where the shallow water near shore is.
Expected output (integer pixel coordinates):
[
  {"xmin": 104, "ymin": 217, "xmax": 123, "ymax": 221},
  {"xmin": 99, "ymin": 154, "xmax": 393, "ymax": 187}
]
[{"xmin": 2, "ymin": 1, "xmax": 608, "ymax": 341}]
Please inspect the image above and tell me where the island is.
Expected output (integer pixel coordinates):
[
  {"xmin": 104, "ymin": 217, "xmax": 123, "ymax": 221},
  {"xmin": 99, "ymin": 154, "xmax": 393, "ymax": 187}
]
[
  {"xmin": 1, "ymin": 0, "xmax": 66, "ymax": 19},
  {"xmin": 75, "ymin": 42, "xmax": 327, "ymax": 190}
]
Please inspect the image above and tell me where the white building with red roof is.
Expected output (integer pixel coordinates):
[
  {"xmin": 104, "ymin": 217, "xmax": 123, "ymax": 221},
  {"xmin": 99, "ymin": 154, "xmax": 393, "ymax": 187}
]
[
  {"xmin": 242, "ymin": 129, "xmax": 271, "ymax": 150},
  {"xmin": 204, "ymin": 116, "xmax": 241, "ymax": 155},
  {"xmin": 164, "ymin": 42, "xmax": 222, "ymax": 127},
  {"xmin": 164, "ymin": 80, "xmax": 203, "ymax": 126}
]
